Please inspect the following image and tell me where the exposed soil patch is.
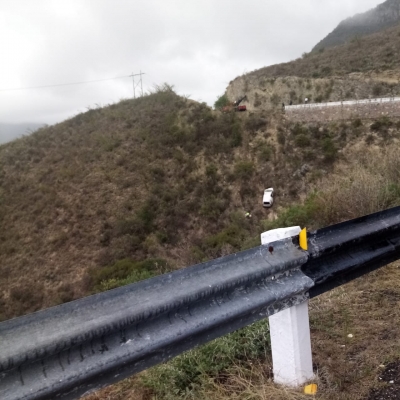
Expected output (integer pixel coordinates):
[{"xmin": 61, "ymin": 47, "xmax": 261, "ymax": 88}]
[{"xmin": 367, "ymin": 361, "xmax": 400, "ymax": 400}]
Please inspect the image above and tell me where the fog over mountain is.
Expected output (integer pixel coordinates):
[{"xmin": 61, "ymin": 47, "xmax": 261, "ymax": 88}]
[{"xmin": 313, "ymin": 0, "xmax": 400, "ymax": 51}]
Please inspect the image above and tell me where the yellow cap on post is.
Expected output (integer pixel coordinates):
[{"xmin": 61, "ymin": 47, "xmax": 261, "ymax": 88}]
[{"xmin": 299, "ymin": 228, "xmax": 308, "ymax": 251}]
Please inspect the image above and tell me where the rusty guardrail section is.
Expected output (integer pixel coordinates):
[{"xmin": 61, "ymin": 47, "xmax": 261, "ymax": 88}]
[{"xmin": 1, "ymin": 206, "xmax": 400, "ymax": 400}]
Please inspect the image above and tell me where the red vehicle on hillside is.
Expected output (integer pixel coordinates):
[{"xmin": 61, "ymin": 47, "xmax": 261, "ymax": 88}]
[{"xmin": 222, "ymin": 95, "xmax": 247, "ymax": 112}]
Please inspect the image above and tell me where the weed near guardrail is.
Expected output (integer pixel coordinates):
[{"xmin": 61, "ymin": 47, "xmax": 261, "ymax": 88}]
[{"xmin": 141, "ymin": 319, "xmax": 270, "ymax": 399}]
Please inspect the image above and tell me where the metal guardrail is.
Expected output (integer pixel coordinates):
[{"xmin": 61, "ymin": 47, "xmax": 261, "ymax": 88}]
[
  {"xmin": 1, "ymin": 206, "xmax": 400, "ymax": 400},
  {"xmin": 285, "ymin": 96, "xmax": 400, "ymax": 110}
]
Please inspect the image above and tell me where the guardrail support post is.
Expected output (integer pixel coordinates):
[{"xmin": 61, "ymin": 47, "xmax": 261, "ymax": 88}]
[{"xmin": 261, "ymin": 227, "xmax": 314, "ymax": 386}]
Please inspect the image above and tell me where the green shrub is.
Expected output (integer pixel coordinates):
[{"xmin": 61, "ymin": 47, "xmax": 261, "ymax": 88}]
[
  {"xmin": 96, "ymin": 269, "xmax": 158, "ymax": 292},
  {"xmin": 365, "ymin": 134, "xmax": 375, "ymax": 145},
  {"xmin": 116, "ymin": 202, "xmax": 156, "ymax": 237},
  {"xmin": 214, "ymin": 94, "xmax": 230, "ymax": 109},
  {"xmin": 258, "ymin": 144, "xmax": 273, "ymax": 162},
  {"xmin": 245, "ymin": 115, "xmax": 268, "ymax": 133},
  {"xmin": 302, "ymin": 149, "xmax": 315, "ymax": 161},
  {"xmin": 199, "ymin": 196, "xmax": 228, "ymax": 221},
  {"xmin": 254, "ymin": 93, "xmax": 262, "ymax": 107},
  {"xmin": 321, "ymin": 66, "xmax": 332, "ymax": 75},
  {"xmin": 291, "ymin": 123, "xmax": 307, "ymax": 136},
  {"xmin": 142, "ymin": 319, "xmax": 270, "ymax": 399},
  {"xmin": 322, "ymin": 138, "xmax": 337, "ymax": 162},
  {"xmin": 270, "ymin": 93, "xmax": 280, "ymax": 107},
  {"xmin": 295, "ymin": 134, "xmax": 311, "ymax": 148},
  {"xmin": 190, "ymin": 246, "xmax": 207, "ymax": 263},
  {"xmin": 384, "ymin": 183, "xmax": 400, "ymax": 204},
  {"xmin": 234, "ymin": 161, "xmax": 254, "ymax": 180},
  {"xmin": 371, "ymin": 116, "xmax": 392, "ymax": 132},
  {"xmin": 352, "ymin": 118, "xmax": 363, "ymax": 128},
  {"xmin": 277, "ymin": 129, "xmax": 286, "ymax": 146},
  {"xmin": 315, "ymin": 95, "xmax": 324, "ymax": 103},
  {"xmin": 205, "ymin": 164, "xmax": 218, "ymax": 182},
  {"xmin": 57, "ymin": 283, "xmax": 75, "ymax": 304},
  {"xmin": 8, "ymin": 283, "xmax": 44, "ymax": 316},
  {"xmin": 239, "ymin": 181, "xmax": 256, "ymax": 200},
  {"xmin": 96, "ymin": 136, "xmax": 121, "ymax": 152},
  {"xmin": 263, "ymin": 194, "xmax": 321, "ymax": 231},
  {"xmin": 230, "ymin": 122, "xmax": 243, "ymax": 147},
  {"xmin": 203, "ymin": 223, "xmax": 246, "ymax": 254},
  {"xmin": 90, "ymin": 258, "xmax": 170, "ymax": 292},
  {"xmin": 372, "ymin": 83, "xmax": 384, "ymax": 97},
  {"xmin": 202, "ymin": 165, "xmax": 224, "ymax": 196}
]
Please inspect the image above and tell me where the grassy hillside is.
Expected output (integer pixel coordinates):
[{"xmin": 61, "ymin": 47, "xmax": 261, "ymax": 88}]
[
  {"xmin": 2, "ymin": 85, "xmax": 400, "ymax": 399},
  {"xmin": 85, "ymin": 145, "xmax": 400, "ymax": 400},
  {"xmin": 226, "ymin": 24, "xmax": 400, "ymax": 111},
  {"xmin": 237, "ymin": 24, "xmax": 400, "ymax": 80},
  {"xmin": 2, "ymin": 86, "xmax": 400, "ymax": 321},
  {"xmin": 0, "ymin": 86, "xmax": 300, "ymax": 319}
]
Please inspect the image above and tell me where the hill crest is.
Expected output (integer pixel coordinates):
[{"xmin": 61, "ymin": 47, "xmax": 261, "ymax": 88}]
[{"xmin": 313, "ymin": 0, "xmax": 400, "ymax": 51}]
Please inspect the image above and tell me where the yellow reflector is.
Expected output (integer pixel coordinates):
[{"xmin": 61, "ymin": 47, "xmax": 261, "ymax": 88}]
[
  {"xmin": 299, "ymin": 228, "xmax": 308, "ymax": 251},
  {"xmin": 304, "ymin": 383, "xmax": 318, "ymax": 394}
]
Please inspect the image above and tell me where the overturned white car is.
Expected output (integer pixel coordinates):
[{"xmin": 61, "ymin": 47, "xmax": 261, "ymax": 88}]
[{"xmin": 263, "ymin": 188, "xmax": 274, "ymax": 208}]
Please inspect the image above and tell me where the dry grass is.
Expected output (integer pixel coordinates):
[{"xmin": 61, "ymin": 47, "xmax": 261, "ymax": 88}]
[
  {"xmin": 84, "ymin": 375, "xmax": 150, "ymax": 400},
  {"xmin": 84, "ymin": 261, "xmax": 400, "ymax": 400},
  {"xmin": 311, "ymin": 146, "xmax": 400, "ymax": 224},
  {"xmin": 195, "ymin": 363, "xmax": 311, "ymax": 400},
  {"xmin": 242, "ymin": 25, "xmax": 400, "ymax": 80},
  {"xmin": 309, "ymin": 262, "xmax": 400, "ymax": 399},
  {"xmin": 83, "ymin": 144, "xmax": 400, "ymax": 400},
  {"xmin": 2, "ymin": 87, "xmax": 400, "ymax": 399},
  {"xmin": 0, "ymin": 91, "xmax": 333, "ymax": 319}
]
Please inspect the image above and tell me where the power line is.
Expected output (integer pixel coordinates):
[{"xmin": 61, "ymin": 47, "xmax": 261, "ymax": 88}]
[{"xmin": 0, "ymin": 75, "xmax": 131, "ymax": 92}]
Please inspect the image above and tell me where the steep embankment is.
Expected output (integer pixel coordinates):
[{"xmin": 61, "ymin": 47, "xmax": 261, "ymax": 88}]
[
  {"xmin": 1, "ymin": 86, "xmax": 399, "ymax": 322},
  {"xmin": 84, "ymin": 144, "xmax": 400, "ymax": 400},
  {"xmin": 313, "ymin": 0, "xmax": 400, "ymax": 51},
  {"xmin": 2, "ymin": 93, "xmax": 400, "ymax": 400},
  {"xmin": 0, "ymin": 87, "xmax": 306, "ymax": 320},
  {"xmin": 226, "ymin": 24, "xmax": 400, "ymax": 109}
]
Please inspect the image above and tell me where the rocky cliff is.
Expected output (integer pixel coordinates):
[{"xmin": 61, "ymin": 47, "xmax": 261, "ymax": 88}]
[{"xmin": 226, "ymin": 73, "xmax": 400, "ymax": 111}]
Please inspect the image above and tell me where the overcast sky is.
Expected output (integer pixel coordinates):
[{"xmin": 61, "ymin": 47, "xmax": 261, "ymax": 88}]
[{"xmin": 0, "ymin": 0, "xmax": 383, "ymax": 139}]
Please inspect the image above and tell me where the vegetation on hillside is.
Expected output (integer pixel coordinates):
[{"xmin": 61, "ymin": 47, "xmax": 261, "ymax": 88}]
[
  {"xmin": 2, "ymin": 86, "xmax": 400, "ymax": 321},
  {"xmin": 0, "ymin": 86, "xmax": 292, "ymax": 319},
  {"xmin": 2, "ymin": 83, "xmax": 400, "ymax": 399},
  {"xmin": 237, "ymin": 24, "xmax": 400, "ymax": 80},
  {"xmin": 313, "ymin": 0, "xmax": 400, "ymax": 51},
  {"xmin": 214, "ymin": 94, "xmax": 230, "ymax": 109},
  {"xmin": 85, "ymin": 146, "xmax": 400, "ymax": 400}
]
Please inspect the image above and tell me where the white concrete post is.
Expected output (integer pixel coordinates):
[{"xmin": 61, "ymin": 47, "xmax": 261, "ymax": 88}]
[{"xmin": 261, "ymin": 227, "xmax": 314, "ymax": 387}]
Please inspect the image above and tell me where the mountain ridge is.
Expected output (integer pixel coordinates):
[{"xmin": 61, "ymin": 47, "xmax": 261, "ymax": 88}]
[
  {"xmin": 313, "ymin": 0, "xmax": 400, "ymax": 51},
  {"xmin": 225, "ymin": 23, "xmax": 400, "ymax": 110}
]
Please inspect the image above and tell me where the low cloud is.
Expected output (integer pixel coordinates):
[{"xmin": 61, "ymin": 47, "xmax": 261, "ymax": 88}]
[{"xmin": 0, "ymin": 0, "xmax": 383, "ymax": 133}]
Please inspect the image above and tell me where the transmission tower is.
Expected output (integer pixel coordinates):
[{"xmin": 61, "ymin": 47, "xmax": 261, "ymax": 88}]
[{"xmin": 130, "ymin": 71, "xmax": 145, "ymax": 98}]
